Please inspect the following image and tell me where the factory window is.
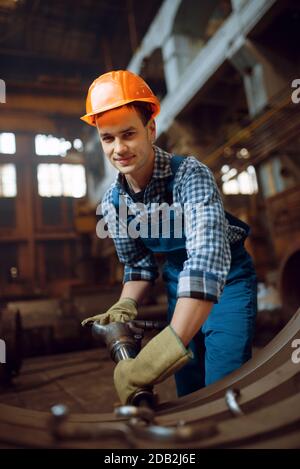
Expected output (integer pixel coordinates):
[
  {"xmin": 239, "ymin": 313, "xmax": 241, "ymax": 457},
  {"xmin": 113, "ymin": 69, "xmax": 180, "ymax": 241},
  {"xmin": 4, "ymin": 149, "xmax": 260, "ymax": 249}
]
[
  {"xmin": 37, "ymin": 164, "xmax": 86, "ymax": 198},
  {"xmin": 0, "ymin": 133, "xmax": 16, "ymax": 154},
  {"xmin": 0, "ymin": 164, "xmax": 17, "ymax": 197},
  {"xmin": 35, "ymin": 134, "xmax": 72, "ymax": 157},
  {"xmin": 35, "ymin": 134, "xmax": 84, "ymax": 156},
  {"xmin": 221, "ymin": 165, "xmax": 258, "ymax": 195},
  {"xmin": 73, "ymin": 139, "xmax": 84, "ymax": 152}
]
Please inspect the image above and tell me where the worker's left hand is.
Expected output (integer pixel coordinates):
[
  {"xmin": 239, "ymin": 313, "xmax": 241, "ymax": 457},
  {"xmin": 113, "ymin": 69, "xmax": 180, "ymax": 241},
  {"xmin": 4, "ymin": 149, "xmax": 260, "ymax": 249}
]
[
  {"xmin": 81, "ymin": 298, "xmax": 137, "ymax": 327},
  {"xmin": 114, "ymin": 326, "xmax": 193, "ymax": 405}
]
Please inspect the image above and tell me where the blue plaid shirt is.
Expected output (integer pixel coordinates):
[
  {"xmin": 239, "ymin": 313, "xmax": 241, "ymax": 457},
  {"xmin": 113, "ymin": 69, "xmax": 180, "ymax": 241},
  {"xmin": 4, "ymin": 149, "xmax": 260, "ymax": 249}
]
[{"xmin": 101, "ymin": 146, "xmax": 245, "ymax": 303}]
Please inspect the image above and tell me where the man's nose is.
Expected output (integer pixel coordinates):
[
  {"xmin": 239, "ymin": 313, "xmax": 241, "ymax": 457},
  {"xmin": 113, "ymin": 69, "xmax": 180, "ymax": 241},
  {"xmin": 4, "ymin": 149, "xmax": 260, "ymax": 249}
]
[{"xmin": 115, "ymin": 139, "xmax": 128, "ymax": 155}]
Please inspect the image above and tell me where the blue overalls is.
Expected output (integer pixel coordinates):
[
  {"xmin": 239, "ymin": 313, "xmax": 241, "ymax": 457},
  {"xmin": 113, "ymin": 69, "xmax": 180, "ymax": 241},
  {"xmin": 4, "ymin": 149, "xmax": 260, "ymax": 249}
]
[{"xmin": 112, "ymin": 156, "xmax": 257, "ymax": 397}]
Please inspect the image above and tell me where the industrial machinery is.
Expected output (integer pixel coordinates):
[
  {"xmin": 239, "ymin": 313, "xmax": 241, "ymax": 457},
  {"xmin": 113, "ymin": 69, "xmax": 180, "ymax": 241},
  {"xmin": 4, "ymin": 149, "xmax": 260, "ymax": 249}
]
[{"xmin": 0, "ymin": 309, "xmax": 299, "ymax": 448}]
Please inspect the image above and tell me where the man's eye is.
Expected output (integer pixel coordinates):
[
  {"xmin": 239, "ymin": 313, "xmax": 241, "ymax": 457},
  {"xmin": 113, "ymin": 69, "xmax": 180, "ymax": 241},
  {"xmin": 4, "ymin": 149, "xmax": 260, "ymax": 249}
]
[
  {"xmin": 102, "ymin": 136, "xmax": 113, "ymax": 143},
  {"xmin": 124, "ymin": 132, "xmax": 135, "ymax": 138}
]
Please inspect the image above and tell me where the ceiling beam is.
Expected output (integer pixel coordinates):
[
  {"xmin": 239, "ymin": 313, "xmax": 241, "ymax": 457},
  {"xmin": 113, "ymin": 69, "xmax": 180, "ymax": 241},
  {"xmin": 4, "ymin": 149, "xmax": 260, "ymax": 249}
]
[{"xmin": 0, "ymin": 46, "xmax": 101, "ymax": 66}]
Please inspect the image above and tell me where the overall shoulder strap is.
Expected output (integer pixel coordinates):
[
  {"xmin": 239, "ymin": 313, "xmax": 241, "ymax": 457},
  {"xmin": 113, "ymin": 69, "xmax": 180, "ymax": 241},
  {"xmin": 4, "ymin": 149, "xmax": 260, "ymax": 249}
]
[
  {"xmin": 169, "ymin": 155, "xmax": 185, "ymax": 176},
  {"xmin": 167, "ymin": 155, "xmax": 185, "ymax": 192},
  {"xmin": 112, "ymin": 185, "xmax": 121, "ymax": 209}
]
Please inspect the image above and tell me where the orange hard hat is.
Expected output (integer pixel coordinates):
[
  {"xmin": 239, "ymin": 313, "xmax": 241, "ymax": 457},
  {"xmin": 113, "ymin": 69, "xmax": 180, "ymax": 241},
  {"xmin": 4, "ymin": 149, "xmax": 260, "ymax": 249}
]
[{"xmin": 81, "ymin": 70, "xmax": 160, "ymax": 127}]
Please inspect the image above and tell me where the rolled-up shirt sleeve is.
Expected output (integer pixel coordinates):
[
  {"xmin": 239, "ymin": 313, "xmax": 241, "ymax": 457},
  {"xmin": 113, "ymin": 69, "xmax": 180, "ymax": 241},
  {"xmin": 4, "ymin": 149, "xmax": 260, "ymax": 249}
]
[
  {"xmin": 176, "ymin": 159, "xmax": 231, "ymax": 303},
  {"xmin": 101, "ymin": 192, "xmax": 159, "ymax": 284}
]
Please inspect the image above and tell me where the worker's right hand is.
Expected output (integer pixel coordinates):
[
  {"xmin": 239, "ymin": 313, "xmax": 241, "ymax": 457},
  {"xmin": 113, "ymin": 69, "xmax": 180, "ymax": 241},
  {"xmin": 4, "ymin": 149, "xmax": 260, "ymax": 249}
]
[
  {"xmin": 81, "ymin": 297, "xmax": 138, "ymax": 327},
  {"xmin": 114, "ymin": 326, "xmax": 193, "ymax": 405}
]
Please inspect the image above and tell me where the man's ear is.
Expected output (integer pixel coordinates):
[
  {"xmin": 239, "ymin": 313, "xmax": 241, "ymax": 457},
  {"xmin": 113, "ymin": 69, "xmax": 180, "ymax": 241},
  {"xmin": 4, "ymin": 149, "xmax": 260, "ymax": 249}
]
[{"xmin": 148, "ymin": 119, "xmax": 156, "ymax": 142}]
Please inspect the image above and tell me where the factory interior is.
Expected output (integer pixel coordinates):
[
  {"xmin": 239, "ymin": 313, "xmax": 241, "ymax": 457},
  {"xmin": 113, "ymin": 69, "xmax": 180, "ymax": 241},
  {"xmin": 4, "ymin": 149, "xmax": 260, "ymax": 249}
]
[{"xmin": 0, "ymin": 0, "xmax": 300, "ymax": 450}]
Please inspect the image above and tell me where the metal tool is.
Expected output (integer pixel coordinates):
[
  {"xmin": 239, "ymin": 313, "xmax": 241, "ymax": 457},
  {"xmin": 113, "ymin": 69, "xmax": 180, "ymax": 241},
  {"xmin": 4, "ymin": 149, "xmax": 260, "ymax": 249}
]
[{"xmin": 88, "ymin": 318, "xmax": 167, "ymax": 407}]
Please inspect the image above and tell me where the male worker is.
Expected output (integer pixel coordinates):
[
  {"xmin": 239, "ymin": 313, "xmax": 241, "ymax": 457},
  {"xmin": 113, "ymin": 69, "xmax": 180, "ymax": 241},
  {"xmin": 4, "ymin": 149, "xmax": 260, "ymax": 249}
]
[{"xmin": 80, "ymin": 70, "xmax": 257, "ymax": 404}]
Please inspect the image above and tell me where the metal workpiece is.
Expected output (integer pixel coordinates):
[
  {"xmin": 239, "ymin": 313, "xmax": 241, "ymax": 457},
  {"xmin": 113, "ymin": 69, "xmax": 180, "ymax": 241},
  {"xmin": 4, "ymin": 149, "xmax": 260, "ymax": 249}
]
[
  {"xmin": 115, "ymin": 404, "xmax": 155, "ymax": 424},
  {"xmin": 91, "ymin": 319, "xmax": 167, "ymax": 363},
  {"xmin": 50, "ymin": 417, "xmax": 127, "ymax": 444},
  {"xmin": 129, "ymin": 389, "xmax": 158, "ymax": 408},
  {"xmin": 127, "ymin": 418, "xmax": 218, "ymax": 444},
  {"xmin": 157, "ymin": 307, "xmax": 300, "ymax": 416},
  {"xmin": 131, "ymin": 320, "xmax": 168, "ymax": 331},
  {"xmin": 92, "ymin": 319, "xmax": 159, "ymax": 408},
  {"xmin": 49, "ymin": 401, "xmax": 217, "ymax": 446},
  {"xmin": 91, "ymin": 321, "xmax": 143, "ymax": 362},
  {"xmin": 49, "ymin": 400, "xmax": 209, "ymax": 445},
  {"xmin": 0, "ymin": 308, "xmax": 299, "ymax": 448},
  {"xmin": 91, "ymin": 320, "xmax": 165, "ymax": 407}
]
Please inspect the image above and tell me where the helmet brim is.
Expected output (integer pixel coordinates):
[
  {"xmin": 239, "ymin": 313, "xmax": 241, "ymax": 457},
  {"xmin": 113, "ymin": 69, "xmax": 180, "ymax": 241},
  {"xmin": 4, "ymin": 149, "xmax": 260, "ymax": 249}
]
[{"xmin": 80, "ymin": 97, "xmax": 160, "ymax": 127}]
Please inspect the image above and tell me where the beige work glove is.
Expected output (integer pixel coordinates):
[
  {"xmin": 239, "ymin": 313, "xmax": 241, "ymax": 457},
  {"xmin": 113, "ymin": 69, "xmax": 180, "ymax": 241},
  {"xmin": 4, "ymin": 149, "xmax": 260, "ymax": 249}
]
[
  {"xmin": 114, "ymin": 326, "xmax": 193, "ymax": 405},
  {"xmin": 81, "ymin": 297, "xmax": 138, "ymax": 327}
]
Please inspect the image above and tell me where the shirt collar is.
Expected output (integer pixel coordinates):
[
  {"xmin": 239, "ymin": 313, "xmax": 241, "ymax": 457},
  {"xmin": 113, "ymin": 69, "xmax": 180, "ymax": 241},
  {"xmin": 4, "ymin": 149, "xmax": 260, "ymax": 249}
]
[{"xmin": 152, "ymin": 145, "xmax": 173, "ymax": 179}]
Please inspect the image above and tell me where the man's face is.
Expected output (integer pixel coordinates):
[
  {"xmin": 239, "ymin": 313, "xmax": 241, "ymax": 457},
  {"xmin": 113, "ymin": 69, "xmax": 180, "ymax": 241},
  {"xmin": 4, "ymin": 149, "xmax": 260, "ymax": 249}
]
[{"xmin": 95, "ymin": 106, "xmax": 156, "ymax": 177}]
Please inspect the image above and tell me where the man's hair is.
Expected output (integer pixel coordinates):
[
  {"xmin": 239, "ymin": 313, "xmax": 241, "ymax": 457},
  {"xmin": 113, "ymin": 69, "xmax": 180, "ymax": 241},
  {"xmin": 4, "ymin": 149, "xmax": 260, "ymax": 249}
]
[{"xmin": 127, "ymin": 102, "xmax": 153, "ymax": 126}]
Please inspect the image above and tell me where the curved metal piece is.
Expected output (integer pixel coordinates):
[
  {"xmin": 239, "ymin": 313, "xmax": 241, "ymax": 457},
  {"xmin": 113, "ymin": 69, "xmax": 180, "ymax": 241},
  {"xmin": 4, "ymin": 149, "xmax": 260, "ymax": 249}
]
[
  {"xmin": 115, "ymin": 405, "xmax": 155, "ymax": 423},
  {"xmin": 128, "ymin": 419, "xmax": 218, "ymax": 443},
  {"xmin": 0, "ymin": 308, "xmax": 299, "ymax": 448},
  {"xmin": 225, "ymin": 389, "xmax": 244, "ymax": 417},
  {"xmin": 114, "ymin": 401, "xmax": 218, "ymax": 444},
  {"xmin": 157, "ymin": 308, "xmax": 300, "ymax": 414},
  {"xmin": 50, "ymin": 403, "xmax": 217, "ymax": 445}
]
